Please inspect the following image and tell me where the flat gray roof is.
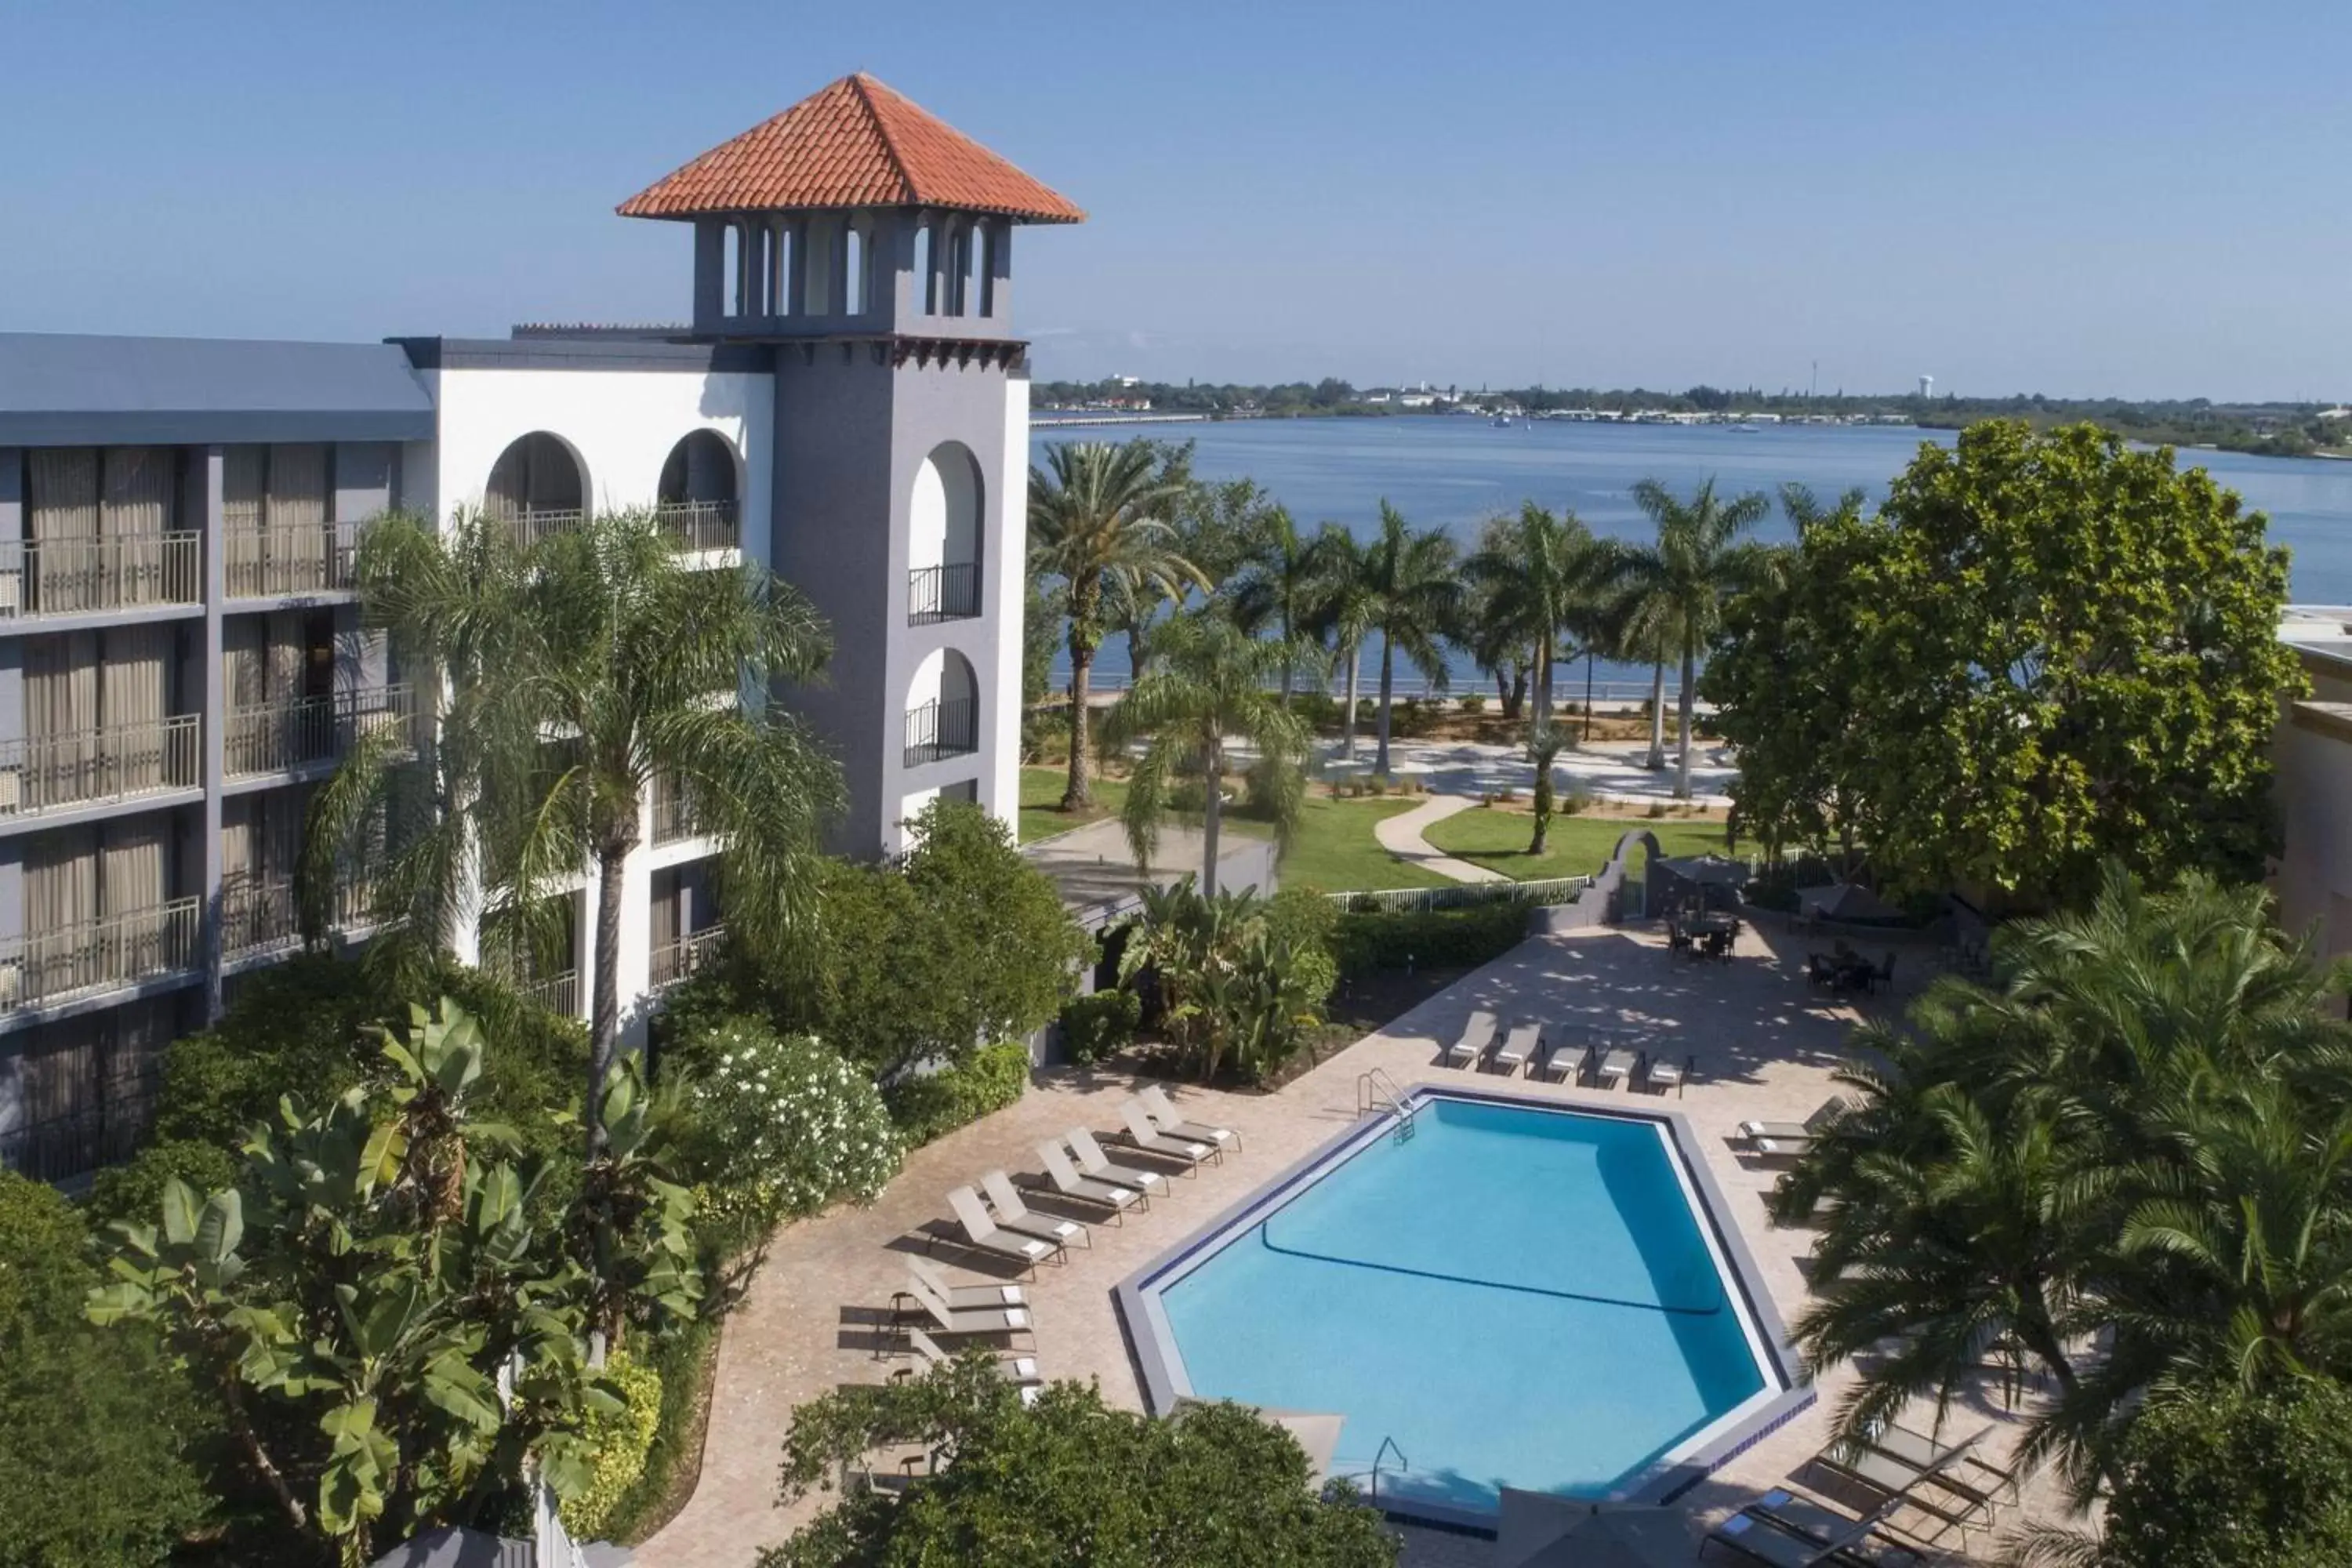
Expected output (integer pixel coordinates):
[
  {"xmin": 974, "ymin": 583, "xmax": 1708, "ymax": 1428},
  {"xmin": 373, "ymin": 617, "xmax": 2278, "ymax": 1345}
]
[{"xmin": 0, "ymin": 332, "xmax": 436, "ymax": 446}]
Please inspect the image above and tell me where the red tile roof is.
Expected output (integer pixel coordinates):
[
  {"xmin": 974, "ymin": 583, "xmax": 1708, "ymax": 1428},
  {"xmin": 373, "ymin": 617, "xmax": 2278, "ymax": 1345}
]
[{"xmin": 618, "ymin": 73, "xmax": 1083, "ymax": 225}]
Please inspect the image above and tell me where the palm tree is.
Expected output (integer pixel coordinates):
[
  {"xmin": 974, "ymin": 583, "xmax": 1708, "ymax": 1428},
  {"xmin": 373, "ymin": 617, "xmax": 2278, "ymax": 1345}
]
[
  {"xmin": 1027, "ymin": 442, "xmax": 1202, "ymax": 811},
  {"xmin": 1221, "ymin": 506, "xmax": 1324, "ymax": 707},
  {"xmin": 1106, "ymin": 615, "xmax": 1308, "ymax": 895},
  {"xmin": 1305, "ymin": 523, "xmax": 1378, "ymax": 761},
  {"xmin": 1612, "ymin": 478, "xmax": 1772, "ymax": 799},
  {"xmin": 304, "ymin": 509, "xmax": 844, "ymax": 1157},
  {"xmin": 1358, "ymin": 502, "xmax": 1461, "ymax": 778},
  {"xmin": 1466, "ymin": 503, "xmax": 1613, "ymax": 851}
]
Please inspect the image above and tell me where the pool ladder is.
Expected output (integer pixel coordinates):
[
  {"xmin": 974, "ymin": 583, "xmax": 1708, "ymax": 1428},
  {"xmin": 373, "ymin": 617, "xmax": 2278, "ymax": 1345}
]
[{"xmin": 1356, "ymin": 1068, "xmax": 1416, "ymax": 1142}]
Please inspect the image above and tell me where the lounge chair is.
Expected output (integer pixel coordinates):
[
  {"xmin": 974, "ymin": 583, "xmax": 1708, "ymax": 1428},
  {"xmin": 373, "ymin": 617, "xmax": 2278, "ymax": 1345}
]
[
  {"xmin": 1036, "ymin": 1138, "xmax": 1145, "ymax": 1216},
  {"xmin": 941, "ymin": 1185, "xmax": 1062, "ymax": 1272},
  {"xmin": 1489, "ymin": 1022, "xmax": 1540, "ymax": 1076},
  {"xmin": 1739, "ymin": 1099, "xmax": 1846, "ymax": 1146},
  {"xmin": 897, "ymin": 1326, "xmax": 1043, "ymax": 1405},
  {"xmin": 1642, "ymin": 1051, "xmax": 1690, "ymax": 1097},
  {"xmin": 1066, "ymin": 1127, "xmax": 1167, "ymax": 1196},
  {"xmin": 1592, "ymin": 1042, "xmax": 1637, "ymax": 1089},
  {"xmin": 1738, "ymin": 1489, "xmax": 1922, "ymax": 1567},
  {"xmin": 1815, "ymin": 1442, "xmax": 1994, "ymax": 1535},
  {"xmin": 1137, "ymin": 1083, "xmax": 1242, "ymax": 1152},
  {"xmin": 1537, "ymin": 1027, "xmax": 1584, "ymax": 1080},
  {"xmin": 1444, "ymin": 1009, "xmax": 1497, "ymax": 1069},
  {"xmin": 1116, "ymin": 1102, "xmax": 1216, "ymax": 1171},
  {"xmin": 1704, "ymin": 1510, "xmax": 1855, "ymax": 1567},
  {"xmin": 898, "ymin": 1273, "xmax": 1034, "ymax": 1345},
  {"xmin": 1751, "ymin": 1136, "xmax": 1811, "ymax": 1163},
  {"xmin": 902, "ymin": 1254, "xmax": 1026, "ymax": 1312},
  {"xmin": 980, "ymin": 1169, "xmax": 1089, "ymax": 1250},
  {"xmin": 1864, "ymin": 1424, "xmax": 2013, "ymax": 1508}
]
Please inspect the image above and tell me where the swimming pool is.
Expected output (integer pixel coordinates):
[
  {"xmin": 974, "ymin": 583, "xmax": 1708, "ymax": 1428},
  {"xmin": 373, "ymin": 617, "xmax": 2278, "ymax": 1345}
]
[{"xmin": 1116, "ymin": 1088, "xmax": 1807, "ymax": 1523}]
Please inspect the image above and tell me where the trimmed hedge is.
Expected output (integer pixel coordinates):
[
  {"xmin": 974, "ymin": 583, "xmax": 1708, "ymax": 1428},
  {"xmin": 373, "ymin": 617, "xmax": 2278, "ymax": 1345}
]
[
  {"xmin": 561, "ymin": 1350, "xmax": 664, "ymax": 1541},
  {"xmin": 1332, "ymin": 902, "xmax": 1531, "ymax": 975},
  {"xmin": 1058, "ymin": 990, "xmax": 1141, "ymax": 1066},
  {"xmin": 884, "ymin": 1042, "xmax": 1033, "ymax": 1145}
]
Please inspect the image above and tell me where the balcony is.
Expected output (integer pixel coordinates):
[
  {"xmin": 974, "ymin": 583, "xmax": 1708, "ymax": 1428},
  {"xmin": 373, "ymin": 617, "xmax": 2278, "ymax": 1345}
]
[
  {"xmin": 0, "ymin": 534, "xmax": 201, "ymax": 619},
  {"xmin": 223, "ymin": 875, "xmax": 302, "ymax": 963},
  {"xmin": 0, "ymin": 897, "xmax": 204, "ymax": 1014},
  {"xmin": 656, "ymin": 500, "xmax": 739, "ymax": 553},
  {"xmin": 503, "ymin": 508, "xmax": 585, "ymax": 550},
  {"xmin": 651, "ymin": 775, "xmax": 702, "ymax": 846},
  {"xmin": 225, "ymin": 684, "xmax": 417, "ymax": 779},
  {"xmin": 0, "ymin": 714, "xmax": 201, "ymax": 818},
  {"xmin": 650, "ymin": 924, "xmax": 724, "ymax": 990},
  {"xmin": 522, "ymin": 970, "xmax": 579, "ymax": 1018},
  {"xmin": 224, "ymin": 524, "xmax": 354, "ymax": 599},
  {"xmin": 903, "ymin": 696, "xmax": 978, "ymax": 769},
  {"xmin": 907, "ymin": 562, "xmax": 981, "ymax": 624},
  {"xmin": 0, "ymin": 1092, "xmax": 154, "ymax": 1182}
]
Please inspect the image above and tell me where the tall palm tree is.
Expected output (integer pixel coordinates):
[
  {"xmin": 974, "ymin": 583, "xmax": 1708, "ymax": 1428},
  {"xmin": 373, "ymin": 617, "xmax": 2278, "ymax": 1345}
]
[
  {"xmin": 1027, "ymin": 442, "xmax": 1201, "ymax": 811},
  {"xmin": 1613, "ymin": 478, "xmax": 1772, "ymax": 799},
  {"xmin": 1466, "ymin": 503, "xmax": 1613, "ymax": 851},
  {"xmin": 1359, "ymin": 502, "xmax": 1461, "ymax": 778},
  {"xmin": 303, "ymin": 509, "xmax": 844, "ymax": 1157},
  {"xmin": 1221, "ymin": 505, "xmax": 1324, "ymax": 707},
  {"xmin": 1106, "ymin": 615, "xmax": 1308, "ymax": 895},
  {"xmin": 1305, "ymin": 523, "xmax": 1378, "ymax": 761}
]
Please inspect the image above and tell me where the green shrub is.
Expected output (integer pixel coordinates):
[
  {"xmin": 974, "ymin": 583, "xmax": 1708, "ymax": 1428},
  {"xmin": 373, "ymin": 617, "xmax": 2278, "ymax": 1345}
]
[
  {"xmin": 1460, "ymin": 693, "xmax": 1486, "ymax": 715},
  {"xmin": 0, "ymin": 1171, "xmax": 212, "ymax": 1568},
  {"xmin": 1263, "ymin": 887, "xmax": 1340, "ymax": 1011},
  {"xmin": 884, "ymin": 1042, "xmax": 1033, "ymax": 1145},
  {"xmin": 2103, "ymin": 1382, "xmax": 2352, "ymax": 1567},
  {"xmin": 561, "ymin": 1349, "xmax": 664, "ymax": 1541},
  {"xmin": 680, "ymin": 1022, "xmax": 902, "ymax": 1241},
  {"xmin": 601, "ymin": 1313, "xmax": 718, "ymax": 1546},
  {"xmin": 1058, "ymin": 989, "xmax": 1141, "ymax": 1066},
  {"xmin": 1333, "ymin": 902, "xmax": 1530, "ymax": 974},
  {"xmin": 82, "ymin": 1138, "xmax": 241, "ymax": 1235}
]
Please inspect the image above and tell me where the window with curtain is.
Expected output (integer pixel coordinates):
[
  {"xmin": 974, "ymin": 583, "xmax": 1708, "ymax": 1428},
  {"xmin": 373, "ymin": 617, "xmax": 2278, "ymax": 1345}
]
[
  {"xmin": 266, "ymin": 444, "xmax": 329, "ymax": 591},
  {"xmin": 100, "ymin": 624, "xmax": 170, "ymax": 794},
  {"xmin": 103, "ymin": 447, "xmax": 174, "ymax": 606},
  {"xmin": 100, "ymin": 818, "xmax": 169, "ymax": 982},
  {"xmin": 27, "ymin": 448, "xmax": 100, "ymax": 612},
  {"xmin": 22, "ymin": 633, "xmax": 99, "ymax": 809},
  {"xmin": 24, "ymin": 827, "xmax": 99, "ymax": 997},
  {"xmin": 223, "ymin": 445, "xmax": 267, "ymax": 597}
]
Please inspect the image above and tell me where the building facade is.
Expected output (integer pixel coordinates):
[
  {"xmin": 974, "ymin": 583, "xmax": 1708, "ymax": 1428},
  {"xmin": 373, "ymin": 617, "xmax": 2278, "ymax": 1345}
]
[
  {"xmin": 2273, "ymin": 606, "xmax": 2352, "ymax": 969},
  {"xmin": 0, "ymin": 73, "xmax": 1078, "ymax": 1180}
]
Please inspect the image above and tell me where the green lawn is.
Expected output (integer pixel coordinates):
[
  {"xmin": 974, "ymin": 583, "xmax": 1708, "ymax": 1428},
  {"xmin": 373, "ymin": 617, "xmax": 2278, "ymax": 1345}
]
[
  {"xmin": 1276, "ymin": 796, "xmax": 1452, "ymax": 894},
  {"xmin": 1019, "ymin": 765, "xmax": 1127, "ymax": 844},
  {"xmin": 1421, "ymin": 808, "xmax": 1726, "ymax": 882}
]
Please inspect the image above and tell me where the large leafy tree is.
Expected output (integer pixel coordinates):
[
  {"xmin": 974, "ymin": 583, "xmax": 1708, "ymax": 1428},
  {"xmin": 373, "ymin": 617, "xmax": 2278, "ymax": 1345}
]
[
  {"xmin": 1465, "ymin": 503, "xmax": 1615, "ymax": 851},
  {"xmin": 1107, "ymin": 615, "xmax": 1309, "ymax": 895},
  {"xmin": 1712, "ymin": 423, "xmax": 2301, "ymax": 909},
  {"xmin": 1776, "ymin": 869, "xmax": 2352, "ymax": 1504},
  {"xmin": 1026, "ymin": 441, "xmax": 1202, "ymax": 809},
  {"xmin": 1356, "ymin": 502, "xmax": 1461, "ymax": 777},
  {"xmin": 305, "ymin": 510, "xmax": 843, "ymax": 1157},
  {"xmin": 1221, "ymin": 505, "xmax": 1327, "ymax": 706},
  {"xmin": 766, "ymin": 1355, "xmax": 1396, "ymax": 1568},
  {"xmin": 1611, "ymin": 477, "xmax": 1771, "ymax": 800}
]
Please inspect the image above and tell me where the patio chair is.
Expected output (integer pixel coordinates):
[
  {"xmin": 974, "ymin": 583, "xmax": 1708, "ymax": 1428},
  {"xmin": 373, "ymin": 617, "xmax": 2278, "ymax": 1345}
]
[
  {"xmin": 1444, "ymin": 1009, "xmax": 1498, "ymax": 1069},
  {"xmin": 1871, "ymin": 951, "xmax": 1900, "ymax": 995},
  {"xmin": 898, "ymin": 1272, "xmax": 1035, "ymax": 1345},
  {"xmin": 1806, "ymin": 953, "xmax": 1838, "ymax": 989},
  {"xmin": 1138, "ymin": 1083, "xmax": 1242, "ymax": 1153},
  {"xmin": 1740, "ymin": 1099, "xmax": 1846, "ymax": 1147},
  {"xmin": 900, "ymin": 1254, "xmax": 1027, "ymax": 1313},
  {"xmin": 1036, "ymin": 1138, "xmax": 1145, "ymax": 1216},
  {"xmin": 1592, "ymin": 1040, "xmax": 1638, "ymax": 1089},
  {"xmin": 981, "ymin": 1169, "xmax": 1089, "ymax": 1250},
  {"xmin": 1537, "ymin": 1029, "xmax": 1583, "ymax": 1081},
  {"xmin": 1642, "ymin": 1051, "xmax": 1691, "ymax": 1097},
  {"xmin": 1815, "ymin": 1441, "xmax": 1994, "ymax": 1537},
  {"xmin": 1488, "ymin": 1022, "xmax": 1541, "ymax": 1076},
  {"xmin": 1066, "ymin": 1127, "xmax": 1168, "ymax": 1196},
  {"xmin": 1704, "ymin": 1510, "xmax": 1858, "ymax": 1567},
  {"xmin": 941, "ymin": 1185, "xmax": 1062, "ymax": 1272},
  {"xmin": 1739, "ymin": 1489, "xmax": 1922, "ymax": 1567},
  {"xmin": 1116, "ymin": 1102, "xmax": 1217, "ymax": 1171},
  {"xmin": 1864, "ymin": 1423, "xmax": 2014, "ymax": 1508},
  {"xmin": 896, "ymin": 1326, "xmax": 1043, "ymax": 1405}
]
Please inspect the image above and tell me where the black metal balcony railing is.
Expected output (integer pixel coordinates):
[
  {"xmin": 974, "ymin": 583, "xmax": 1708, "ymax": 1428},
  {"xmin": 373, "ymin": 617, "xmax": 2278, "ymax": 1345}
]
[
  {"xmin": 0, "ymin": 534, "xmax": 201, "ymax": 619},
  {"xmin": 651, "ymin": 776, "xmax": 703, "ymax": 846},
  {"xmin": 224, "ymin": 684, "xmax": 418, "ymax": 779},
  {"xmin": 650, "ymin": 924, "xmax": 725, "ymax": 989},
  {"xmin": 0, "ymin": 1091, "xmax": 154, "ymax": 1182},
  {"xmin": 903, "ymin": 696, "xmax": 978, "ymax": 769},
  {"xmin": 223, "ymin": 875, "xmax": 303, "ymax": 963},
  {"xmin": 655, "ymin": 499, "xmax": 740, "ymax": 553},
  {"xmin": 0, "ymin": 714, "xmax": 201, "ymax": 817},
  {"xmin": 0, "ymin": 897, "xmax": 204, "ymax": 1014},
  {"xmin": 907, "ymin": 562, "xmax": 981, "ymax": 624},
  {"xmin": 224, "ymin": 524, "xmax": 355, "ymax": 598}
]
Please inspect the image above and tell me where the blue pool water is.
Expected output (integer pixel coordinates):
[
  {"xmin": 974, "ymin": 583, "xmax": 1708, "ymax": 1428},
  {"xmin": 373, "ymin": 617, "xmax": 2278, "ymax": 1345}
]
[{"xmin": 1156, "ymin": 1097, "xmax": 1770, "ymax": 1512}]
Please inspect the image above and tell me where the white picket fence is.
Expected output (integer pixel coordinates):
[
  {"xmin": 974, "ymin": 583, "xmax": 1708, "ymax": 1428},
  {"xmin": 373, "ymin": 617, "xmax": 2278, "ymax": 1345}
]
[{"xmin": 1323, "ymin": 875, "xmax": 1592, "ymax": 914}]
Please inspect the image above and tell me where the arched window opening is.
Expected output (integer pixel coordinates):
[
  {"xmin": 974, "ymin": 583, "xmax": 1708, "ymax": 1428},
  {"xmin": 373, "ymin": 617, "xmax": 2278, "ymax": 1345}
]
[
  {"xmin": 768, "ymin": 220, "xmax": 793, "ymax": 318},
  {"xmin": 843, "ymin": 223, "xmax": 865, "ymax": 316},
  {"xmin": 903, "ymin": 648, "xmax": 979, "ymax": 768},
  {"xmin": 656, "ymin": 430, "xmax": 742, "ymax": 552},
  {"xmin": 906, "ymin": 441, "xmax": 983, "ymax": 622},
  {"xmin": 978, "ymin": 221, "xmax": 998, "ymax": 318},
  {"xmin": 914, "ymin": 220, "xmax": 935, "ymax": 316},
  {"xmin": 484, "ymin": 433, "xmax": 587, "ymax": 546},
  {"xmin": 721, "ymin": 223, "xmax": 743, "ymax": 318}
]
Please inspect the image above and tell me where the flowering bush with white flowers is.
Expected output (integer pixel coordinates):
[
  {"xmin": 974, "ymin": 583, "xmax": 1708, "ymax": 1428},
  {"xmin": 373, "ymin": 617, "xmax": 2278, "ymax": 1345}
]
[{"xmin": 683, "ymin": 1021, "xmax": 902, "ymax": 1235}]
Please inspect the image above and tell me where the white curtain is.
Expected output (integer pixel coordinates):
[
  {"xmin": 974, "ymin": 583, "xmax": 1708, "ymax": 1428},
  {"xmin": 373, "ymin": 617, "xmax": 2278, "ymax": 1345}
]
[
  {"xmin": 101, "ymin": 819, "xmax": 168, "ymax": 982},
  {"xmin": 23, "ymin": 633, "xmax": 98, "ymax": 809},
  {"xmin": 27, "ymin": 448, "xmax": 99, "ymax": 612},
  {"xmin": 223, "ymin": 618, "xmax": 265, "ymax": 775},
  {"xmin": 26, "ymin": 828, "xmax": 99, "ymax": 997},
  {"xmin": 267, "ymin": 444, "xmax": 329, "ymax": 590},
  {"xmin": 223, "ymin": 446, "xmax": 267, "ymax": 596},
  {"xmin": 100, "ymin": 625, "xmax": 169, "ymax": 794},
  {"xmin": 102, "ymin": 447, "xmax": 172, "ymax": 606}
]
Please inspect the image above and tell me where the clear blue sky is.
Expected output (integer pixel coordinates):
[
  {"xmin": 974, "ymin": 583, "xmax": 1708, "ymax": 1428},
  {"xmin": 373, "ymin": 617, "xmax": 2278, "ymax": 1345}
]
[{"xmin": 5, "ymin": 1, "xmax": 2346, "ymax": 400}]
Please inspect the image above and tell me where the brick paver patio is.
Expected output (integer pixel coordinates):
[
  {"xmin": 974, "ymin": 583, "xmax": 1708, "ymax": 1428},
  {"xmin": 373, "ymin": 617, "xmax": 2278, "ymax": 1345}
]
[{"xmin": 638, "ymin": 920, "xmax": 2059, "ymax": 1566}]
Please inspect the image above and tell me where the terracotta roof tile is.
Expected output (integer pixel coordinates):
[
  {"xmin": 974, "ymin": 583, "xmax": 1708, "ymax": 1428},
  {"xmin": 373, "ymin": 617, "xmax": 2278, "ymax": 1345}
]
[{"xmin": 619, "ymin": 73, "xmax": 1083, "ymax": 224}]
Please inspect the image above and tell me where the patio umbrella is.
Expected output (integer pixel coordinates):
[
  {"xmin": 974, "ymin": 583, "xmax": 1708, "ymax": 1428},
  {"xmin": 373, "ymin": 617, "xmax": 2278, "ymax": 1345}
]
[
  {"xmin": 1495, "ymin": 1492, "xmax": 1690, "ymax": 1568},
  {"xmin": 1653, "ymin": 854, "xmax": 1749, "ymax": 887},
  {"xmin": 1798, "ymin": 880, "xmax": 1902, "ymax": 923}
]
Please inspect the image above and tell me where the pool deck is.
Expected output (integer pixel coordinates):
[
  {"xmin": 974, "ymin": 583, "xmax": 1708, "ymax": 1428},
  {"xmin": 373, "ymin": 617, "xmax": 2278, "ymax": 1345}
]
[{"xmin": 637, "ymin": 919, "xmax": 2061, "ymax": 1567}]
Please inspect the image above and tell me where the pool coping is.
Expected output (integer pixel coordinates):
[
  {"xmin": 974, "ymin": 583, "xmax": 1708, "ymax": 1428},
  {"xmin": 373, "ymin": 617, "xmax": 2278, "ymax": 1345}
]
[{"xmin": 1110, "ymin": 1081, "xmax": 1816, "ymax": 1529}]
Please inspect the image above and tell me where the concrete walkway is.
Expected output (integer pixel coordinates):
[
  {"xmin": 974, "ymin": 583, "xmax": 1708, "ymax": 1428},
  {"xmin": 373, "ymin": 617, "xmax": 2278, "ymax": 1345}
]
[
  {"xmin": 1330, "ymin": 736, "xmax": 1737, "ymax": 810},
  {"xmin": 1373, "ymin": 794, "xmax": 1508, "ymax": 884}
]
